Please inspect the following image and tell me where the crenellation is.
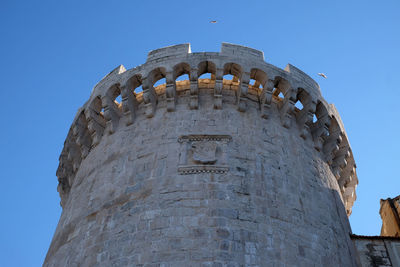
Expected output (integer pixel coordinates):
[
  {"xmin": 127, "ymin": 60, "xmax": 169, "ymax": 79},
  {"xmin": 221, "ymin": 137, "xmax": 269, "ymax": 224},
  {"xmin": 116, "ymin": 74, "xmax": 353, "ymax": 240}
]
[
  {"xmin": 189, "ymin": 67, "xmax": 199, "ymax": 109},
  {"xmin": 55, "ymin": 43, "xmax": 358, "ymax": 214},
  {"xmin": 47, "ymin": 43, "xmax": 360, "ymax": 267},
  {"xmin": 141, "ymin": 75, "xmax": 157, "ymax": 118},
  {"xmin": 323, "ymin": 119, "xmax": 343, "ymax": 163},
  {"xmin": 284, "ymin": 64, "xmax": 320, "ymax": 98},
  {"xmin": 331, "ymin": 141, "xmax": 351, "ymax": 179},
  {"xmin": 214, "ymin": 67, "xmax": 224, "ymax": 109},
  {"xmin": 277, "ymin": 81, "xmax": 297, "ymax": 129},
  {"xmin": 238, "ymin": 71, "xmax": 250, "ymax": 112},
  {"xmin": 260, "ymin": 79, "xmax": 274, "ymax": 119},
  {"xmin": 120, "ymin": 85, "xmax": 136, "ymax": 126},
  {"xmin": 147, "ymin": 43, "xmax": 191, "ymax": 62},
  {"xmin": 165, "ymin": 71, "xmax": 175, "ymax": 111},
  {"xmin": 220, "ymin": 43, "xmax": 264, "ymax": 61},
  {"xmin": 311, "ymin": 102, "xmax": 331, "ymax": 151},
  {"xmin": 85, "ymin": 96, "xmax": 106, "ymax": 146},
  {"xmin": 295, "ymin": 89, "xmax": 317, "ymax": 139},
  {"xmin": 102, "ymin": 84, "xmax": 123, "ymax": 134},
  {"xmin": 72, "ymin": 112, "xmax": 92, "ymax": 159}
]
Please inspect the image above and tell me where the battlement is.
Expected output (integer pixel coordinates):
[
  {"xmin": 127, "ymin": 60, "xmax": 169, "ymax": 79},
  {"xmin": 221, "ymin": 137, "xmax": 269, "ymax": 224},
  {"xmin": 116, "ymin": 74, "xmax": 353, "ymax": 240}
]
[
  {"xmin": 56, "ymin": 43, "xmax": 358, "ymax": 215},
  {"xmin": 220, "ymin": 43, "xmax": 264, "ymax": 61},
  {"xmin": 147, "ymin": 43, "xmax": 192, "ymax": 62}
]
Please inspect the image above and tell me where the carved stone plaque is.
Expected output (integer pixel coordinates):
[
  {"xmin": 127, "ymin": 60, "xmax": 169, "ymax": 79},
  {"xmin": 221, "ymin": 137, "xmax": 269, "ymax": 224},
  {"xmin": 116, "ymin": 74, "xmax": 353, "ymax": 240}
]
[
  {"xmin": 178, "ymin": 135, "xmax": 231, "ymax": 174},
  {"xmin": 192, "ymin": 141, "xmax": 217, "ymax": 164}
]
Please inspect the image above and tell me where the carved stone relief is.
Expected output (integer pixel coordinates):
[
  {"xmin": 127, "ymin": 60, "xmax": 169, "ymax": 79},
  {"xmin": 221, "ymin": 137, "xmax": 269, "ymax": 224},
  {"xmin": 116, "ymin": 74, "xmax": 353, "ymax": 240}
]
[{"xmin": 178, "ymin": 135, "xmax": 232, "ymax": 174}]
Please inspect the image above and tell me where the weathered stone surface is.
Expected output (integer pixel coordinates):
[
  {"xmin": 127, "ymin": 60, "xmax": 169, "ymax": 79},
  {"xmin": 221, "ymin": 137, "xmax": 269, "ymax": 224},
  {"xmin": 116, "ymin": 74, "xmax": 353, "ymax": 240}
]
[
  {"xmin": 380, "ymin": 196, "xmax": 400, "ymax": 237},
  {"xmin": 351, "ymin": 235, "xmax": 400, "ymax": 267},
  {"xmin": 45, "ymin": 43, "xmax": 359, "ymax": 266}
]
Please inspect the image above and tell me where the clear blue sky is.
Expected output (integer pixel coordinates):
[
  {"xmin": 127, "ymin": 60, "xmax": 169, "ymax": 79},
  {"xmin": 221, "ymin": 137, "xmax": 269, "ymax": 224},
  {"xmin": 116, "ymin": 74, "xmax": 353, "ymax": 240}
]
[{"xmin": 0, "ymin": 0, "xmax": 399, "ymax": 266}]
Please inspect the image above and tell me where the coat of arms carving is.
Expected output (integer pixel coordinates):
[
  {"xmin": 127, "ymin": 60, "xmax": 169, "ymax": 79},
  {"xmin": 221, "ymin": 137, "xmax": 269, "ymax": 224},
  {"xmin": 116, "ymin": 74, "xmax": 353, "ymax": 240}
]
[{"xmin": 178, "ymin": 135, "xmax": 231, "ymax": 174}]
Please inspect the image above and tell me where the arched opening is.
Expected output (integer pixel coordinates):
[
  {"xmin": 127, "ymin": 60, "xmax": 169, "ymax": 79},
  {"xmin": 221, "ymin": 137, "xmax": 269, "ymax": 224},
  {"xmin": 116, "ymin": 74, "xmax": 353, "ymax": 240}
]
[
  {"xmin": 75, "ymin": 112, "xmax": 92, "ymax": 156},
  {"xmin": 91, "ymin": 96, "xmax": 105, "ymax": 118},
  {"xmin": 198, "ymin": 73, "xmax": 211, "ymax": 79},
  {"xmin": 272, "ymin": 77, "xmax": 291, "ymax": 102},
  {"xmin": 223, "ymin": 63, "xmax": 242, "ymax": 90},
  {"xmin": 223, "ymin": 74, "xmax": 234, "ymax": 81},
  {"xmin": 126, "ymin": 74, "xmax": 143, "ymax": 96},
  {"xmin": 249, "ymin": 68, "xmax": 268, "ymax": 102},
  {"xmin": 176, "ymin": 74, "xmax": 189, "ymax": 81},
  {"xmin": 108, "ymin": 84, "xmax": 123, "ymax": 111},
  {"xmin": 272, "ymin": 88, "xmax": 284, "ymax": 101},
  {"xmin": 294, "ymin": 101, "xmax": 303, "ymax": 111},
  {"xmin": 295, "ymin": 88, "xmax": 310, "ymax": 112},
  {"xmin": 115, "ymin": 95, "xmax": 122, "ymax": 105},
  {"xmin": 197, "ymin": 61, "xmax": 216, "ymax": 88},
  {"xmin": 173, "ymin": 62, "xmax": 191, "ymax": 92},
  {"xmin": 86, "ymin": 96, "xmax": 106, "ymax": 145},
  {"xmin": 313, "ymin": 102, "xmax": 330, "ymax": 136},
  {"xmin": 313, "ymin": 114, "xmax": 317, "ymax": 123},
  {"xmin": 148, "ymin": 67, "xmax": 167, "ymax": 95},
  {"xmin": 249, "ymin": 79, "xmax": 259, "ymax": 88},
  {"xmin": 134, "ymin": 85, "xmax": 143, "ymax": 94},
  {"xmin": 154, "ymin": 78, "xmax": 166, "ymax": 88}
]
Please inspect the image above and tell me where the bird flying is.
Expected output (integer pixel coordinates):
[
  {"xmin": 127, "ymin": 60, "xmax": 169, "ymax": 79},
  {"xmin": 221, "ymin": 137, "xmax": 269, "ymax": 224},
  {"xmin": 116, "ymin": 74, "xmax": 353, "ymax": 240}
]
[
  {"xmin": 210, "ymin": 20, "xmax": 217, "ymax": 24},
  {"xmin": 318, "ymin": 73, "xmax": 327, "ymax": 78}
]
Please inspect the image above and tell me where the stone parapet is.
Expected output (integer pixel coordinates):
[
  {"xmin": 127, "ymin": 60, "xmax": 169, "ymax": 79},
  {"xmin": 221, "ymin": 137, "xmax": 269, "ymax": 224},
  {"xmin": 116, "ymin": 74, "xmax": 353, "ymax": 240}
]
[{"xmin": 56, "ymin": 43, "xmax": 358, "ymax": 215}]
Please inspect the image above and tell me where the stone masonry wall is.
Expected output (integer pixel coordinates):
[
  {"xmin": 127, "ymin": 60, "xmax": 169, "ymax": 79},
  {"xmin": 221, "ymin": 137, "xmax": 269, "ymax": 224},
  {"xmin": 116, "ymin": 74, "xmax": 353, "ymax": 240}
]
[
  {"xmin": 352, "ymin": 236, "xmax": 400, "ymax": 267},
  {"xmin": 45, "ymin": 43, "xmax": 359, "ymax": 266}
]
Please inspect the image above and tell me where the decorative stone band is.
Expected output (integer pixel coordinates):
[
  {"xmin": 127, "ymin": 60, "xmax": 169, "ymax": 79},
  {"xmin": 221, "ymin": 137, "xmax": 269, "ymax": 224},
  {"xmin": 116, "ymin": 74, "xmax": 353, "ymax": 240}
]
[
  {"xmin": 178, "ymin": 134, "xmax": 231, "ymax": 175},
  {"xmin": 178, "ymin": 134, "xmax": 232, "ymax": 143},
  {"xmin": 56, "ymin": 43, "xmax": 358, "ymax": 215},
  {"xmin": 177, "ymin": 166, "xmax": 229, "ymax": 175}
]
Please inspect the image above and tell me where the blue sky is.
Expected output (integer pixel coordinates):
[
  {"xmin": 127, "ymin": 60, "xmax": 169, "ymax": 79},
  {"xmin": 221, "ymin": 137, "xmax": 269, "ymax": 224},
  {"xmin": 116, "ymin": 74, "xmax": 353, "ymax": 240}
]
[{"xmin": 0, "ymin": 0, "xmax": 399, "ymax": 266}]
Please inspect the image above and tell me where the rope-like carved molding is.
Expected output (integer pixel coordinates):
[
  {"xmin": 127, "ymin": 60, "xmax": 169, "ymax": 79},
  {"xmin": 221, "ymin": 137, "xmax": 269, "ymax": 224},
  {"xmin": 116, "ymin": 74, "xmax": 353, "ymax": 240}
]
[
  {"xmin": 178, "ymin": 134, "xmax": 231, "ymax": 176},
  {"xmin": 178, "ymin": 165, "xmax": 229, "ymax": 174},
  {"xmin": 178, "ymin": 135, "xmax": 232, "ymax": 143}
]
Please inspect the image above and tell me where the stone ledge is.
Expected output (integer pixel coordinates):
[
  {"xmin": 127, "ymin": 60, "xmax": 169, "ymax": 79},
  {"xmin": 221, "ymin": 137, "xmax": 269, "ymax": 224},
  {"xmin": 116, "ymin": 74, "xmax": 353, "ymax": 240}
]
[
  {"xmin": 178, "ymin": 165, "xmax": 229, "ymax": 174},
  {"xmin": 147, "ymin": 44, "xmax": 191, "ymax": 62},
  {"xmin": 220, "ymin": 43, "xmax": 264, "ymax": 61}
]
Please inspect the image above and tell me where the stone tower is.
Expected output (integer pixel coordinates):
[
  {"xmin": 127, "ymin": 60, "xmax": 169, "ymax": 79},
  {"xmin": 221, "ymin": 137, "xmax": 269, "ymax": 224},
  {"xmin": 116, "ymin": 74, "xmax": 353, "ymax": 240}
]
[{"xmin": 45, "ymin": 43, "xmax": 359, "ymax": 266}]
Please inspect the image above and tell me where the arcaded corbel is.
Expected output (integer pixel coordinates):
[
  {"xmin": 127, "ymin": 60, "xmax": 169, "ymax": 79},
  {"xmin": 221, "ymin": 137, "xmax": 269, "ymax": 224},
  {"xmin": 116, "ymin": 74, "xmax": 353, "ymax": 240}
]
[
  {"xmin": 65, "ymin": 137, "xmax": 82, "ymax": 173},
  {"xmin": 57, "ymin": 176, "xmax": 70, "ymax": 208},
  {"xmin": 260, "ymin": 79, "xmax": 274, "ymax": 119},
  {"xmin": 237, "ymin": 72, "xmax": 250, "ymax": 112},
  {"xmin": 101, "ymin": 94, "xmax": 121, "ymax": 134},
  {"xmin": 346, "ymin": 172, "xmax": 358, "ymax": 188},
  {"xmin": 345, "ymin": 189, "xmax": 356, "ymax": 216},
  {"xmin": 142, "ymin": 77, "xmax": 157, "ymax": 118},
  {"xmin": 279, "ymin": 87, "xmax": 296, "ymax": 128},
  {"xmin": 343, "ymin": 186, "xmax": 354, "ymax": 199},
  {"xmin": 311, "ymin": 110, "xmax": 331, "ymax": 151},
  {"xmin": 338, "ymin": 160, "xmax": 356, "ymax": 188},
  {"xmin": 165, "ymin": 71, "xmax": 176, "ymax": 112},
  {"xmin": 84, "ymin": 108, "xmax": 105, "ymax": 146},
  {"xmin": 121, "ymin": 84, "xmax": 138, "ymax": 126},
  {"xmin": 58, "ymin": 151, "xmax": 76, "ymax": 191},
  {"xmin": 296, "ymin": 96, "xmax": 317, "ymax": 139},
  {"xmin": 331, "ymin": 146, "xmax": 350, "ymax": 179},
  {"xmin": 214, "ymin": 68, "xmax": 224, "ymax": 109},
  {"xmin": 72, "ymin": 122, "xmax": 90, "ymax": 159},
  {"xmin": 343, "ymin": 187, "xmax": 355, "ymax": 216},
  {"xmin": 323, "ymin": 130, "xmax": 343, "ymax": 163},
  {"xmin": 189, "ymin": 68, "xmax": 199, "ymax": 109}
]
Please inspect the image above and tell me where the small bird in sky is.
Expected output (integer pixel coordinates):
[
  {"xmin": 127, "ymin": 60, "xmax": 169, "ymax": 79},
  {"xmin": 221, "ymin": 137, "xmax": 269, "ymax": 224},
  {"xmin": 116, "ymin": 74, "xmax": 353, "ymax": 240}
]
[
  {"xmin": 210, "ymin": 20, "xmax": 217, "ymax": 24},
  {"xmin": 318, "ymin": 73, "xmax": 327, "ymax": 78}
]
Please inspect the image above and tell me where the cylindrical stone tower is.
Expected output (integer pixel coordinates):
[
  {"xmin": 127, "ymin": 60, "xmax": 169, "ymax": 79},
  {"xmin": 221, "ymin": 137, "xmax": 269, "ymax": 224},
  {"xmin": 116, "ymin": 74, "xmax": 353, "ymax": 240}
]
[{"xmin": 45, "ymin": 43, "xmax": 359, "ymax": 266}]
